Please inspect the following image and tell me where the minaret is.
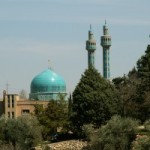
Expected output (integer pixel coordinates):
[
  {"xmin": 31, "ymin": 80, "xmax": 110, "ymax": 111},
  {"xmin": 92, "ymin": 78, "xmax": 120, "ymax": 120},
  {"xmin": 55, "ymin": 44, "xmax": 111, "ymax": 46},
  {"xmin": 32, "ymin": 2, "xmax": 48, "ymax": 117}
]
[
  {"xmin": 101, "ymin": 21, "xmax": 111, "ymax": 79},
  {"xmin": 86, "ymin": 25, "xmax": 96, "ymax": 68}
]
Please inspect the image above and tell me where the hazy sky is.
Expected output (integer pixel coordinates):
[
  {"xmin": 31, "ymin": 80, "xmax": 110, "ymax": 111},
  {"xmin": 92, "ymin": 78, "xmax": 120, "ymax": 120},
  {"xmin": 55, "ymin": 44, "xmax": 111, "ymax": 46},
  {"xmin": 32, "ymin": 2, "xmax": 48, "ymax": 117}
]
[{"xmin": 0, "ymin": 0, "xmax": 150, "ymax": 96}]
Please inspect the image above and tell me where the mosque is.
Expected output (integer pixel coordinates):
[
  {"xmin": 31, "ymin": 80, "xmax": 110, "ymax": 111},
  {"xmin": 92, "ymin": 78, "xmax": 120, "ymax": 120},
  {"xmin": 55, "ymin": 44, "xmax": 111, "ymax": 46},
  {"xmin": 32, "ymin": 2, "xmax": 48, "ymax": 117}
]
[{"xmin": 0, "ymin": 22, "xmax": 111, "ymax": 119}]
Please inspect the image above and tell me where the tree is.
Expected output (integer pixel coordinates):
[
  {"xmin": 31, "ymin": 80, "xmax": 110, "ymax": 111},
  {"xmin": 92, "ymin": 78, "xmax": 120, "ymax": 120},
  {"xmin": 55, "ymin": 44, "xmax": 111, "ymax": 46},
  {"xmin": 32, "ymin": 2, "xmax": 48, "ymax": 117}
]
[
  {"xmin": 123, "ymin": 45, "xmax": 150, "ymax": 122},
  {"xmin": 34, "ymin": 98, "xmax": 69, "ymax": 139},
  {"xmin": 3, "ymin": 115, "xmax": 42, "ymax": 150},
  {"xmin": 132, "ymin": 119, "xmax": 150, "ymax": 149},
  {"xmin": 137, "ymin": 45, "xmax": 150, "ymax": 89},
  {"xmin": 70, "ymin": 67, "xmax": 121, "ymax": 134},
  {"xmin": 68, "ymin": 93, "xmax": 73, "ymax": 118},
  {"xmin": 133, "ymin": 45, "xmax": 150, "ymax": 121},
  {"xmin": 17, "ymin": 116, "xmax": 42, "ymax": 149},
  {"xmin": 0, "ymin": 116, "xmax": 5, "ymax": 142},
  {"xmin": 113, "ymin": 45, "xmax": 150, "ymax": 122},
  {"xmin": 84, "ymin": 116, "xmax": 139, "ymax": 150},
  {"xmin": 112, "ymin": 69, "xmax": 140, "ymax": 118}
]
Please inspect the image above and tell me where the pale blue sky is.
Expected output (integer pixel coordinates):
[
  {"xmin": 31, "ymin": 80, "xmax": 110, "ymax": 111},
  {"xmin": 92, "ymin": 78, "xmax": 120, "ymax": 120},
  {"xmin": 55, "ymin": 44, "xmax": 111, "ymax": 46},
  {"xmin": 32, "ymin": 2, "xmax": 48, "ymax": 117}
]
[{"xmin": 0, "ymin": 0, "xmax": 150, "ymax": 96}]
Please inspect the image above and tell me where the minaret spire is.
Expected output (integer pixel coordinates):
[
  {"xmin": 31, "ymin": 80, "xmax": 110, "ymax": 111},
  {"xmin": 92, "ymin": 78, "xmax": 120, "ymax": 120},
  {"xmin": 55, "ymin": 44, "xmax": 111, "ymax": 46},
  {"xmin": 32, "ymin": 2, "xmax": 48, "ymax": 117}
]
[
  {"xmin": 90, "ymin": 24, "xmax": 92, "ymax": 30},
  {"xmin": 86, "ymin": 25, "xmax": 96, "ymax": 68},
  {"xmin": 101, "ymin": 21, "xmax": 111, "ymax": 79}
]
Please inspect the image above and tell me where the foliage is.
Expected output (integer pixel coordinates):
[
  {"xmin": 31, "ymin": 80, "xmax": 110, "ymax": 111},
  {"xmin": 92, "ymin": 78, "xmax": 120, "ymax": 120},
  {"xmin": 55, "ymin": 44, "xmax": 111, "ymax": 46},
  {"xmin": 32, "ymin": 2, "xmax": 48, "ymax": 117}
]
[
  {"xmin": 4, "ymin": 118, "xmax": 27, "ymax": 149},
  {"xmin": 137, "ymin": 45, "xmax": 150, "ymax": 89},
  {"xmin": 34, "ymin": 97, "xmax": 69, "ymax": 139},
  {"xmin": 17, "ymin": 116, "xmax": 42, "ymax": 148},
  {"xmin": 82, "ymin": 124, "xmax": 95, "ymax": 141},
  {"xmin": 113, "ymin": 57, "xmax": 150, "ymax": 122},
  {"xmin": 112, "ymin": 69, "xmax": 140, "ymax": 118},
  {"xmin": 144, "ymin": 120, "xmax": 150, "ymax": 132},
  {"xmin": 84, "ymin": 116, "xmax": 139, "ymax": 150},
  {"xmin": 133, "ymin": 119, "xmax": 150, "ymax": 149},
  {"xmin": 0, "ymin": 115, "xmax": 42, "ymax": 150},
  {"xmin": 70, "ymin": 67, "xmax": 121, "ymax": 135},
  {"xmin": 0, "ymin": 141, "xmax": 21, "ymax": 150},
  {"xmin": 125, "ymin": 45, "xmax": 150, "ymax": 122},
  {"xmin": 68, "ymin": 93, "xmax": 73, "ymax": 118},
  {"xmin": 0, "ymin": 116, "xmax": 5, "ymax": 141},
  {"xmin": 132, "ymin": 135, "xmax": 150, "ymax": 150},
  {"xmin": 134, "ymin": 45, "xmax": 150, "ymax": 122}
]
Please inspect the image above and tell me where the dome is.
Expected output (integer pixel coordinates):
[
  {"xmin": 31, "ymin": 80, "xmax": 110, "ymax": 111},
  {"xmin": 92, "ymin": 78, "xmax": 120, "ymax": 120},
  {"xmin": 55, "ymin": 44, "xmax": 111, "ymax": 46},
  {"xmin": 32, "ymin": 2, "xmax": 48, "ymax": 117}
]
[{"xmin": 30, "ymin": 68, "xmax": 66, "ymax": 100}]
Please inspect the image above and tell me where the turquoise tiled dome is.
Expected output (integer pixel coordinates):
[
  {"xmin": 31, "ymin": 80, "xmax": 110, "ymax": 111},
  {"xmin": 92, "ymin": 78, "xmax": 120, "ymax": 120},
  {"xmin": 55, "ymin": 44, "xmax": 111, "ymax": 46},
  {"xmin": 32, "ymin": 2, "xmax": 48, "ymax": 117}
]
[
  {"xmin": 29, "ymin": 68, "xmax": 66, "ymax": 100},
  {"xmin": 31, "ymin": 68, "xmax": 66, "ymax": 93}
]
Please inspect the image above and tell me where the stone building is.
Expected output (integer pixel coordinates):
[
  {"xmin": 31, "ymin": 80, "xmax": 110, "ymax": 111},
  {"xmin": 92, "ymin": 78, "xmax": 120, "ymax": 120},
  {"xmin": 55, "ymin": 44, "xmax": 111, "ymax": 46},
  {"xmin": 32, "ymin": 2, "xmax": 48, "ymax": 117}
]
[
  {"xmin": 0, "ymin": 67, "xmax": 66, "ymax": 119},
  {"xmin": 2, "ymin": 91, "xmax": 49, "ymax": 119}
]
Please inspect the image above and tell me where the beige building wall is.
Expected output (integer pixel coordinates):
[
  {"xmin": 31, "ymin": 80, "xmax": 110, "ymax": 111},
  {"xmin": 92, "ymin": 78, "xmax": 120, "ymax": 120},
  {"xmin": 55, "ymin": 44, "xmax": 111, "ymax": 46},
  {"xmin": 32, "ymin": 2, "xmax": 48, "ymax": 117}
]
[
  {"xmin": 0, "ymin": 91, "xmax": 49, "ymax": 119},
  {"xmin": 16, "ymin": 100, "xmax": 49, "ymax": 117},
  {"xmin": 4, "ymin": 94, "xmax": 19, "ymax": 119}
]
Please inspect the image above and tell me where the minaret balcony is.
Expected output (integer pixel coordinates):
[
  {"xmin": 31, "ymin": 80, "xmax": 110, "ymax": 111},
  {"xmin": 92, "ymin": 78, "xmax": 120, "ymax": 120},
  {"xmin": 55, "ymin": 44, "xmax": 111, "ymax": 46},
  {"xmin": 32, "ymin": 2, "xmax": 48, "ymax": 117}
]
[
  {"xmin": 86, "ymin": 45, "xmax": 96, "ymax": 50},
  {"xmin": 101, "ymin": 41, "xmax": 111, "ymax": 46}
]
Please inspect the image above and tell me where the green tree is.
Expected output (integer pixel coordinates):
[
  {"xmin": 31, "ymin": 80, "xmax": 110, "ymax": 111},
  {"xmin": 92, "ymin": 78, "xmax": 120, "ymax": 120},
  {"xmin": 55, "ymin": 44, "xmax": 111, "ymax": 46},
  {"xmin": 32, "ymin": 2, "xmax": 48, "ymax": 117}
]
[
  {"xmin": 0, "ymin": 116, "xmax": 5, "ymax": 142},
  {"xmin": 68, "ymin": 93, "xmax": 73, "ymax": 118},
  {"xmin": 112, "ymin": 68, "xmax": 140, "ymax": 118},
  {"xmin": 0, "ymin": 142, "xmax": 16, "ymax": 150},
  {"xmin": 17, "ymin": 116, "xmax": 42, "ymax": 149},
  {"xmin": 137, "ymin": 45, "xmax": 150, "ymax": 89},
  {"xmin": 3, "ymin": 115, "xmax": 42, "ymax": 150},
  {"xmin": 45, "ymin": 100, "xmax": 68, "ymax": 133},
  {"xmin": 132, "ymin": 135, "xmax": 150, "ymax": 150},
  {"xmin": 34, "ymin": 101, "xmax": 60, "ymax": 138},
  {"xmin": 113, "ymin": 45, "xmax": 150, "ymax": 122},
  {"xmin": 70, "ymin": 67, "xmax": 121, "ymax": 134},
  {"xmin": 34, "ymin": 98, "xmax": 69, "ymax": 139},
  {"xmin": 135, "ymin": 45, "xmax": 150, "ymax": 121},
  {"xmin": 84, "ymin": 116, "xmax": 138, "ymax": 150},
  {"xmin": 131, "ymin": 119, "xmax": 150, "ymax": 149}
]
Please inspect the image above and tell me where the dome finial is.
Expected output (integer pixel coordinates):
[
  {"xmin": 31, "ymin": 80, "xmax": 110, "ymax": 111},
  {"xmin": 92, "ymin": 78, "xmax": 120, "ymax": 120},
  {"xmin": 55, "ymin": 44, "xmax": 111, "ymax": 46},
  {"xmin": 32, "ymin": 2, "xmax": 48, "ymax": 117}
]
[{"xmin": 48, "ymin": 59, "xmax": 51, "ymax": 69}]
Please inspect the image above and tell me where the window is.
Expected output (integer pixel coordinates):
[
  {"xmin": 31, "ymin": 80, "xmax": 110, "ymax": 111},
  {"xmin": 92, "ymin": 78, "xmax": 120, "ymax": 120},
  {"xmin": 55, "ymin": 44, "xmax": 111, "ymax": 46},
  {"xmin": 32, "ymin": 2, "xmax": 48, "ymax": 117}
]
[
  {"xmin": 8, "ymin": 112, "xmax": 10, "ymax": 118},
  {"xmin": 12, "ymin": 112, "xmax": 14, "ymax": 118},
  {"xmin": 12, "ymin": 99, "xmax": 14, "ymax": 108},
  {"xmin": 8, "ymin": 98, "xmax": 10, "ymax": 108},
  {"xmin": 22, "ymin": 109, "xmax": 30, "ymax": 115}
]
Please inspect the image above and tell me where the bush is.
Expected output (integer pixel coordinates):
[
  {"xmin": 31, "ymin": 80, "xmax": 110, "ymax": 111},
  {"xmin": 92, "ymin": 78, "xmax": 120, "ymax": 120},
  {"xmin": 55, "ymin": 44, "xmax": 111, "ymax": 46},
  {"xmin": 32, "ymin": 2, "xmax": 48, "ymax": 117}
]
[
  {"xmin": 84, "ymin": 116, "xmax": 139, "ymax": 150},
  {"xmin": 132, "ymin": 135, "xmax": 150, "ymax": 150},
  {"xmin": 0, "ymin": 115, "xmax": 42, "ymax": 150}
]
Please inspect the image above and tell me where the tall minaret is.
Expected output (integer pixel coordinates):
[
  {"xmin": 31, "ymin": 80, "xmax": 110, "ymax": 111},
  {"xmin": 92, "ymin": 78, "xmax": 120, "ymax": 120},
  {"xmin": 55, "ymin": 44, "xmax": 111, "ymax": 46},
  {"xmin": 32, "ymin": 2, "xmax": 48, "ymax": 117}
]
[
  {"xmin": 101, "ymin": 21, "xmax": 111, "ymax": 79},
  {"xmin": 86, "ymin": 25, "xmax": 96, "ymax": 68}
]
